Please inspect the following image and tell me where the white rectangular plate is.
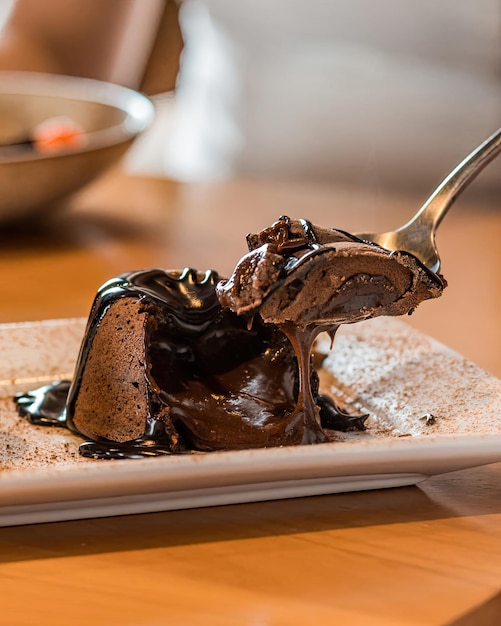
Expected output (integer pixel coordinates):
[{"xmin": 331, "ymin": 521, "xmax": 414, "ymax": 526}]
[{"xmin": 0, "ymin": 317, "xmax": 500, "ymax": 527}]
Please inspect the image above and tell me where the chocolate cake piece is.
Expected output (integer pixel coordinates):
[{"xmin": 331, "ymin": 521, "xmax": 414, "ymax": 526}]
[
  {"xmin": 216, "ymin": 216, "xmax": 445, "ymax": 326},
  {"xmin": 65, "ymin": 267, "xmax": 291, "ymax": 455},
  {"xmin": 216, "ymin": 216, "xmax": 446, "ymax": 444}
]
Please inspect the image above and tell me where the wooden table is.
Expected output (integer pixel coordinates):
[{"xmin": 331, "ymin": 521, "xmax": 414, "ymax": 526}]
[{"xmin": 0, "ymin": 170, "xmax": 500, "ymax": 625}]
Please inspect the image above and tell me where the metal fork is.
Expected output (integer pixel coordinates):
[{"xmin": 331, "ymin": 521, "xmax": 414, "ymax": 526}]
[{"xmin": 357, "ymin": 127, "xmax": 501, "ymax": 273}]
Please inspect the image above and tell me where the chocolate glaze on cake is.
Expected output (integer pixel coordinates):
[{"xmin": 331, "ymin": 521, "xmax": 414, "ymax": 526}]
[{"xmin": 15, "ymin": 216, "xmax": 446, "ymax": 458}]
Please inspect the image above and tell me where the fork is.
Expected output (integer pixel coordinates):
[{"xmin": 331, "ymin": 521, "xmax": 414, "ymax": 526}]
[{"xmin": 357, "ymin": 127, "xmax": 501, "ymax": 274}]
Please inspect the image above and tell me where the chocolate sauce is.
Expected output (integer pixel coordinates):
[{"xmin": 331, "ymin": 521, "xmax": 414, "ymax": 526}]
[{"xmin": 15, "ymin": 216, "xmax": 445, "ymax": 459}]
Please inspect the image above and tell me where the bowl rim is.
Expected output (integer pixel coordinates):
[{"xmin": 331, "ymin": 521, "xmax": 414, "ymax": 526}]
[{"xmin": 0, "ymin": 71, "xmax": 155, "ymax": 163}]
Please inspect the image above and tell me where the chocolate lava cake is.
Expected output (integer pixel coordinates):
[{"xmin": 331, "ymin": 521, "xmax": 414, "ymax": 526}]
[{"xmin": 15, "ymin": 216, "xmax": 446, "ymax": 458}]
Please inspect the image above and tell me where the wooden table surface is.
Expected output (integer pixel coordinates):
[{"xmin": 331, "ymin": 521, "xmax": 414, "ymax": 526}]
[{"xmin": 0, "ymin": 169, "xmax": 500, "ymax": 625}]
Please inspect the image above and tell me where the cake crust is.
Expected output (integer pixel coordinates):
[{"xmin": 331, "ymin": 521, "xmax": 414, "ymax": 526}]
[{"xmin": 72, "ymin": 298, "xmax": 150, "ymax": 443}]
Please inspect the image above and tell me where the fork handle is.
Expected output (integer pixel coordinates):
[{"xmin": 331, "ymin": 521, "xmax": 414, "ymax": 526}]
[{"xmin": 403, "ymin": 127, "xmax": 501, "ymax": 234}]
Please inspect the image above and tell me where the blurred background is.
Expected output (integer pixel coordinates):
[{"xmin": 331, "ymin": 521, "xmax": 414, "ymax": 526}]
[
  {"xmin": 1, "ymin": 0, "xmax": 499, "ymax": 195},
  {"xmin": 131, "ymin": 0, "xmax": 501, "ymax": 198}
]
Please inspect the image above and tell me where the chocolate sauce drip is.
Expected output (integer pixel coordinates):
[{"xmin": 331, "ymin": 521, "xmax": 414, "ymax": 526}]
[
  {"xmin": 77, "ymin": 417, "xmax": 182, "ymax": 459},
  {"xmin": 15, "ymin": 380, "xmax": 69, "ymax": 426}
]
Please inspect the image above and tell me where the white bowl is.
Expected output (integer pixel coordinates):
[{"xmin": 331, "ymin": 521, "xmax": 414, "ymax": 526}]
[{"xmin": 0, "ymin": 71, "xmax": 155, "ymax": 222}]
